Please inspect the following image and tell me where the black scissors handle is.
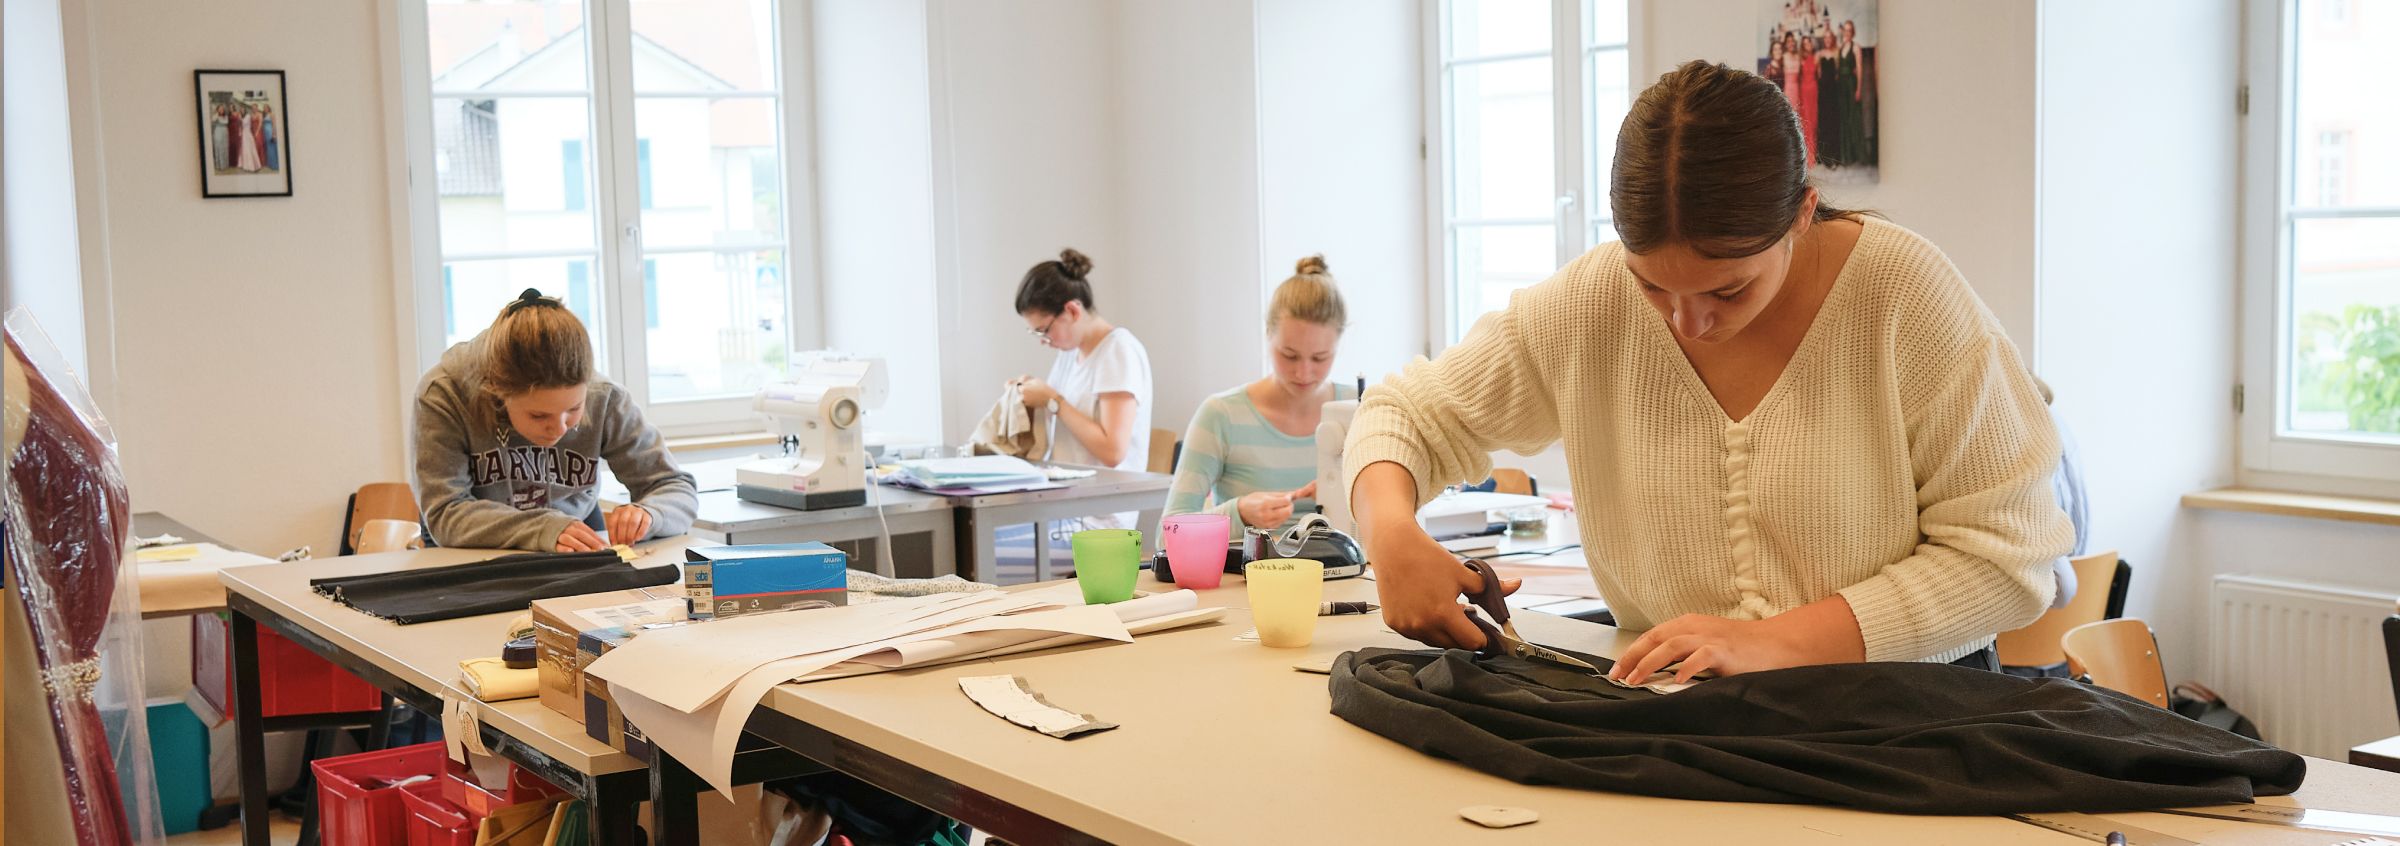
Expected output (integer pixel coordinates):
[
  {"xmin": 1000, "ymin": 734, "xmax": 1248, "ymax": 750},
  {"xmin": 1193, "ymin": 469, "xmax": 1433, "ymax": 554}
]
[{"xmin": 1460, "ymin": 558, "xmax": 1509, "ymax": 658}]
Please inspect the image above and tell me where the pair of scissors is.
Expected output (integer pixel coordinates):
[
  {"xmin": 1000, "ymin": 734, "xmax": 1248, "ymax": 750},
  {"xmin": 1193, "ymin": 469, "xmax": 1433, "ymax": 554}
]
[{"xmin": 1459, "ymin": 558, "xmax": 1606, "ymax": 676}]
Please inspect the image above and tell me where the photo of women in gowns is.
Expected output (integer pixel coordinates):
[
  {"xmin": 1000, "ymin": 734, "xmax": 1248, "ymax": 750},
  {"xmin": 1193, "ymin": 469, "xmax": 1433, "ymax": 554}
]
[{"xmin": 1756, "ymin": 0, "xmax": 1878, "ymax": 183}]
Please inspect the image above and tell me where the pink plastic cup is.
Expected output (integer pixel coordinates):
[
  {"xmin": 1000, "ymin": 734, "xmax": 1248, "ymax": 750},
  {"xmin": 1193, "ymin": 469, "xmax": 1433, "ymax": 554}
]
[{"xmin": 1160, "ymin": 513, "xmax": 1232, "ymax": 589}]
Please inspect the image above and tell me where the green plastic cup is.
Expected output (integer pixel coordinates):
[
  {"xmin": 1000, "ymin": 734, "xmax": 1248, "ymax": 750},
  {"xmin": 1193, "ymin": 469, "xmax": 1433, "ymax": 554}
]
[{"xmin": 1071, "ymin": 529, "xmax": 1143, "ymax": 604}]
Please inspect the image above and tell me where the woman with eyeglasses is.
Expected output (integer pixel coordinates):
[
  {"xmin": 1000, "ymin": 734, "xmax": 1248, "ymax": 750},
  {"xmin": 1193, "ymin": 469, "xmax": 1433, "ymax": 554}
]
[{"xmin": 1010, "ymin": 249, "xmax": 1154, "ymax": 498}]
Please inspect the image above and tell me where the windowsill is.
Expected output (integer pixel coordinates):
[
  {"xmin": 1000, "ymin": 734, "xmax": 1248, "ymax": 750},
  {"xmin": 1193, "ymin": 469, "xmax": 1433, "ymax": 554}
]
[
  {"xmin": 2180, "ymin": 487, "xmax": 2400, "ymax": 528},
  {"xmin": 665, "ymin": 431, "xmax": 780, "ymax": 452}
]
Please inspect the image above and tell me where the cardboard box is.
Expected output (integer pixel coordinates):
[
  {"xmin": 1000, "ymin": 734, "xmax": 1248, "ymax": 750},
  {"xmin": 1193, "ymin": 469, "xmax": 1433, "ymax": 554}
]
[
  {"xmin": 528, "ymin": 586, "xmax": 687, "ymax": 720},
  {"xmin": 578, "ymin": 622, "xmax": 690, "ymax": 761},
  {"xmin": 683, "ymin": 542, "xmax": 848, "ymax": 620}
]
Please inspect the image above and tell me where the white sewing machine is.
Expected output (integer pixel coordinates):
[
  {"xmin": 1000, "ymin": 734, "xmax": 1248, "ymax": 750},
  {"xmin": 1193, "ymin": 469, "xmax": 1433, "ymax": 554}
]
[
  {"xmin": 735, "ymin": 353, "xmax": 889, "ymax": 510},
  {"xmin": 1313, "ymin": 398, "xmax": 1359, "ymax": 534}
]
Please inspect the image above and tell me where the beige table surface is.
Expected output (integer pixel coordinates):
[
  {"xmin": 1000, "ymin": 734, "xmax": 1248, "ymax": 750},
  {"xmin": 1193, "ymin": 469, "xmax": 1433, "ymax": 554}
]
[
  {"xmin": 215, "ymin": 540, "xmax": 704, "ymax": 777},
  {"xmin": 764, "ymin": 572, "xmax": 2400, "ymax": 845}
]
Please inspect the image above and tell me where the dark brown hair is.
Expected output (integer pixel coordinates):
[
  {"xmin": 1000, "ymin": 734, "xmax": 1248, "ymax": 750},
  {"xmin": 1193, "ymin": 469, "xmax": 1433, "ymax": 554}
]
[
  {"xmin": 1610, "ymin": 60, "xmax": 1864, "ymax": 259},
  {"xmin": 479, "ymin": 289, "xmax": 593, "ymax": 423},
  {"xmin": 1014, "ymin": 248, "xmax": 1096, "ymax": 315}
]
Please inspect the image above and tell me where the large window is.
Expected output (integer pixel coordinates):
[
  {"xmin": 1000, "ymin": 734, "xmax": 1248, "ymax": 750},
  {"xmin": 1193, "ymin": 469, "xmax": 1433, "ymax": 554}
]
[
  {"xmin": 2241, "ymin": 0, "xmax": 2400, "ymax": 488},
  {"xmin": 405, "ymin": 0, "xmax": 805, "ymax": 432},
  {"xmin": 1431, "ymin": 0, "xmax": 1631, "ymax": 344}
]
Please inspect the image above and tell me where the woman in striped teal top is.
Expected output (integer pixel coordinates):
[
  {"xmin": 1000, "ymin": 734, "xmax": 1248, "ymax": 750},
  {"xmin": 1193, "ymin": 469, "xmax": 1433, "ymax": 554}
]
[{"xmin": 1166, "ymin": 255, "xmax": 1356, "ymax": 531}]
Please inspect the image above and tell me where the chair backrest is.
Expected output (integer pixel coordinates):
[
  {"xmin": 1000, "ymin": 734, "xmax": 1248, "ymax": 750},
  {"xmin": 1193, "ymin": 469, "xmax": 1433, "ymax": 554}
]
[
  {"xmin": 1996, "ymin": 549, "xmax": 2121, "ymax": 667},
  {"xmin": 1148, "ymin": 428, "xmax": 1179, "ymax": 475},
  {"xmin": 2384, "ymin": 610, "xmax": 2399, "ymax": 725},
  {"xmin": 2062, "ymin": 617, "xmax": 2172, "ymax": 709},
  {"xmin": 1490, "ymin": 468, "xmax": 1535, "ymax": 496},
  {"xmin": 2105, "ymin": 558, "xmax": 2134, "ymax": 620},
  {"xmin": 354, "ymin": 519, "xmax": 425, "ymax": 555},
  {"xmin": 344, "ymin": 482, "xmax": 421, "ymax": 555}
]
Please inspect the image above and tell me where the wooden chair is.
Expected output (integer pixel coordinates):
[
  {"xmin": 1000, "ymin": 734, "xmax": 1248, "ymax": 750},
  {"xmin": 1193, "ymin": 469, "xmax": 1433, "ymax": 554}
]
[
  {"xmin": 340, "ymin": 482, "xmax": 421, "ymax": 555},
  {"xmin": 2062, "ymin": 618, "xmax": 2172, "ymax": 709},
  {"xmin": 2383, "ymin": 608, "xmax": 2398, "ymax": 725},
  {"xmin": 353, "ymin": 519, "xmax": 423, "ymax": 555},
  {"xmin": 1147, "ymin": 428, "xmax": 1179, "ymax": 475},
  {"xmin": 1490, "ymin": 468, "xmax": 1535, "ymax": 496},
  {"xmin": 1997, "ymin": 550, "xmax": 2122, "ymax": 669}
]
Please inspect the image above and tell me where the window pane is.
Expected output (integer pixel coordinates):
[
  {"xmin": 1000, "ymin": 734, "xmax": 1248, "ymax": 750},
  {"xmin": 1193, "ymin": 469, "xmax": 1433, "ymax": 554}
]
[
  {"xmin": 631, "ymin": 0, "xmax": 777, "ymax": 93},
  {"xmin": 1590, "ymin": 0, "xmax": 1630, "ymax": 46},
  {"xmin": 1448, "ymin": 0, "xmax": 1550, "ymax": 59},
  {"xmin": 645, "ymin": 249, "xmax": 788, "ymax": 402},
  {"xmin": 438, "ymin": 256, "xmax": 606, "ymax": 354},
  {"xmin": 1453, "ymin": 224, "xmax": 1555, "ymax": 338},
  {"xmin": 434, "ymin": 97, "xmax": 598, "ymax": 254},
  {"xmin": 633, "ymin": 96, "xmax": 784, "ymax": 248},
  {"xmin": 426, "ymin": 0, "xmax": 587, "ymax": 94},
  {"xmin": 2288, "ymin": 217, "xmax": 2400, "ymax": 437},
  {"xmin": 2291, "ymin": 0, "xmax": 2394, "ymax": 208},
  {"xmin": 1450, "ymin": 57, "xmax": 1554, "ymax": 221}
]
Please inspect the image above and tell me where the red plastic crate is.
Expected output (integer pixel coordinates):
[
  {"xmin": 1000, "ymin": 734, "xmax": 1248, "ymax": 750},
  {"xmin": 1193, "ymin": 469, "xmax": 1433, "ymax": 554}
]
[
  {"xmin": 193, "ymin": 611, "xmax": 383, "ymax": 718},
  {"xmin": 400, "ymin": 779, "xmax": 477, "ymax": 846},
  {"xmin": 313, "ymin": 742, "xmax": 446, "ymax": 846},
  {"xmin": 441, "ymin": 756, "xmax": 566, "ymax": 819}
]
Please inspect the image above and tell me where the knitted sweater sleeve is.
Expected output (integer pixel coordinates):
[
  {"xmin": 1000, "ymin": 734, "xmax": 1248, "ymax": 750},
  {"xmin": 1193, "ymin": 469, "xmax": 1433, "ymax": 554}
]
[
  {"xmin": 1836, "ymin": 269, "xmax": 2076, "ymax": 662},
  {"xmin": 1343, "ymin": 283, "xmax": 1565, "ymax": 508}
]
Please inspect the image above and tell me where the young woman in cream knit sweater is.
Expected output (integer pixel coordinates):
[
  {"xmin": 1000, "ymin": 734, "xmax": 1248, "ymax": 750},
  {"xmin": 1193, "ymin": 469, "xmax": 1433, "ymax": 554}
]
[{"xmin": 1347, "ymin": 61, "xmax": 2072, "ymax": 684}]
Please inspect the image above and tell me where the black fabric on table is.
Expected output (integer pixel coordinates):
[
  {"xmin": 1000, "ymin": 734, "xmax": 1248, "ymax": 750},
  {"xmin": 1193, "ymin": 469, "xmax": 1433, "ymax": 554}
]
[
  {"xmin": 309, "ymin": 550, "xmax": 677, "ymax": 624},
  {"xmin": 1329, "ymin": 647, "xmax": 2305, "ymax": 815}
]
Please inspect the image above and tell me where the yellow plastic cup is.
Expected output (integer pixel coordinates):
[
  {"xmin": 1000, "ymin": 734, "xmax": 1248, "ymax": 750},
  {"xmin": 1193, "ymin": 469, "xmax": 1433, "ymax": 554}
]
[{"xmin": 1244, "ymin": 558, "xmax": 1324, "ymax": 648}]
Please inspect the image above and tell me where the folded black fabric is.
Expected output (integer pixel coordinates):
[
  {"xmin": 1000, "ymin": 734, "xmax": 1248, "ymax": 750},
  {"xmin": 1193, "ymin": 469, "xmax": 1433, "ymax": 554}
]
[
  {"xmin": 1329, "ymin": 647, "xmax": 2305, "ymax": 815},
  {"xmin": 310, "ymin": 550, "xmax": 678, "ymax": 624}
]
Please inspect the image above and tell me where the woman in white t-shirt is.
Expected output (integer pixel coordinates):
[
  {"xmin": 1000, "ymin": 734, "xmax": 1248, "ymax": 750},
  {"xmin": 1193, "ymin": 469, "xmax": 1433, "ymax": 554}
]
[{"xmin": 1010, "ymin": 248, "xmax": 1153, "ymax": 477}]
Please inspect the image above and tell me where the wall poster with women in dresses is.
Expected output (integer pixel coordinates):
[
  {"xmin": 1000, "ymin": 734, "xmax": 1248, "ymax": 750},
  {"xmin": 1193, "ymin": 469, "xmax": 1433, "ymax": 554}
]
[
  {"xmin": 1759, "ymin": 0, "xmax": 1878, "ymax": 184},
  {"xmin": 194, "ymin": 69, "xmax": 291, "ymax": 198}
]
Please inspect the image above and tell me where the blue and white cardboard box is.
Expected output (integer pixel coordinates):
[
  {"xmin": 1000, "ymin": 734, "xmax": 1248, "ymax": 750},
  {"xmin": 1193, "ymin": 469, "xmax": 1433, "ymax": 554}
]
[{"xmin": 683, "ymin": 542, "xmax": 849, "ymax": 620}]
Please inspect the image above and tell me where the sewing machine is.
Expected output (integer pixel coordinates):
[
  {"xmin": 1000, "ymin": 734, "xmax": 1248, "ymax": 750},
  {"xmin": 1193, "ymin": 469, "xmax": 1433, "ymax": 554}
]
[
  {"xmin": 735, "ymin": 354, "xmax": 888, "ymax": 511},
  {"xmin": 1313, "ymin": 398, "xmax": 1359, "ymax": 533}
]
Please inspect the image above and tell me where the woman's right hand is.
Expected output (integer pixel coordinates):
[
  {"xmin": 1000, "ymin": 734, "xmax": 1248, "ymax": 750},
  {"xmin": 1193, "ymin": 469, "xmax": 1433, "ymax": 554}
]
[
  {"xmin": 1236, "ymin": 488, "xmax": 1300, "ymax": 528},
  {"xmin": 1352, "ymin": 462, "xmax": 1516, "ymax": 650},
  {"xmin": 557, "ymin": 521, "xmax": 606, "ymax": 553}
]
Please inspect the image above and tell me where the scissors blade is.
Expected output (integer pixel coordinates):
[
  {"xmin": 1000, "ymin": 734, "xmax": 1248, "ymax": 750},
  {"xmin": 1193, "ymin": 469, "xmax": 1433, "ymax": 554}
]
[{"xmin": 1505, "ymin": 636, "xmax": 1605, "ymax": 676}]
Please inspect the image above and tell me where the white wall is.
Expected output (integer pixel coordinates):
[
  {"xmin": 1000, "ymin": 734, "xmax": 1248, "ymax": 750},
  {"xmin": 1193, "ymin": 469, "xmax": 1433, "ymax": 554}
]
[
  {"xmin": 87, "ymin": 0, "xmax": 406, "ymax": 556},
  {"xmin": 1256, "ymin": 0, "xmax": 1428, "ymax": 391},
  {"xmin": 2033, "ymin": 0, "xmax": 2244, "ymax": 682},
  {"xmin": 812, "ymin": 0, "xmax": 947, "ymax": 443},
  {"xmin": 923, "ymin": 0, "xmax": 1122, "ymax": 446},
  {"xmin": 1636, "ymin": 0, "xmax": 2041, "ymax": 351},
  {"xmin": 4, "ymin": 0, "xmax": 91, "ymax": 374}
]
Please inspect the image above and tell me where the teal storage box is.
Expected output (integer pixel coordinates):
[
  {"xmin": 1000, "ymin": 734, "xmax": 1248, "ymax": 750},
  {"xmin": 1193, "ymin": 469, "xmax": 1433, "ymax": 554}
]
[
  {"xmin": 684, "ymin": 542, "xmax": 848, "ymax": 619},
  {"xmin": 148, "ymin": 698, "xmax": 211, "ymax": 835}
]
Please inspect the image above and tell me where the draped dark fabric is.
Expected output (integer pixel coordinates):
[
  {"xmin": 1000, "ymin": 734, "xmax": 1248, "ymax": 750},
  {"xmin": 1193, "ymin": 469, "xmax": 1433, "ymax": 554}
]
[
  {"xmin": 311, "ymin": 550, "xmax": 677, "ymax": 624},
  {"xmin": 1329, "ymin": 647, "xmax": 2305, "ymax": 815}
]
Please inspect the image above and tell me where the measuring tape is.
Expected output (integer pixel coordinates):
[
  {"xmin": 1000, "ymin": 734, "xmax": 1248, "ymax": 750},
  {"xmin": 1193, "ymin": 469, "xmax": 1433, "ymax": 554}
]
[
  {"xmin": 2154, "ymin": 804, "xmax": 2400, "ymax": 838},
  {"xmin": 2008, "ymin": 812, "xmax": 2195, "ymax": 845}
]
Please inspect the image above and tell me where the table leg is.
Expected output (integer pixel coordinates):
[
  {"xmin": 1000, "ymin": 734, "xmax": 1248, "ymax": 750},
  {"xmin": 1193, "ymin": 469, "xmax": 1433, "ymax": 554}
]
[
  {"xmin": 233, "ymin": 610, "xmax": 271, "ymax": 846},
  {"xmin": 925, "ymin": 514, "xmax": 958, "ymax": 578},
  {"xmin": 648, "ymin": 751, "xmax": 703, "ymax": 846},
  {"xmin": 589, "ymin": 774, "xmax": 644, "ymax": 846},
  {"xmin": 1032, "ymin": 520, "xmax": 1054, "ymax": 582}
]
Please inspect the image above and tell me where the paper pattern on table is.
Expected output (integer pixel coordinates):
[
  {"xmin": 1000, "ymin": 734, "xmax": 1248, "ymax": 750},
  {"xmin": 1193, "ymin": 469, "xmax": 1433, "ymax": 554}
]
[{"xmin": 958, "ymin": 674, "xmax": 1116, "ymax": 738}]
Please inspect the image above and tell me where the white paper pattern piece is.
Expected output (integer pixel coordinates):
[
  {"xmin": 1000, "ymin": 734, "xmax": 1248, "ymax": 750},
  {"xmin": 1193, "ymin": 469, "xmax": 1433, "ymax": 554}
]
[
  {"xmin": 1603, "ymin": 671, "xmax": 1699, "ymax": 695},
  {"xmin": 602, "ymin": 585, "xmax": 1222, "ymax": 797},
  {"xmin": 958, "ymin": 675, "xmax": 1117, "ymax": 738}
]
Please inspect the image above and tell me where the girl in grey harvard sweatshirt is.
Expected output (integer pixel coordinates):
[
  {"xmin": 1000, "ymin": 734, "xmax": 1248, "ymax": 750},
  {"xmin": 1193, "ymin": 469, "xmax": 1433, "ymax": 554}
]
[{"xmin": 414, "ymin": 289, "xmax": 697, "ymax": 552}]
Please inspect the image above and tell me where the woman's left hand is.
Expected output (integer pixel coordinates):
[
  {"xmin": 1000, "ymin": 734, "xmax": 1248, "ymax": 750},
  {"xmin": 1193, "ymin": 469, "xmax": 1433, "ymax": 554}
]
[
  {"xmin": 1017, "ymin": 377, "xmax": 1058, "ymax": 409},
  {"xmin": 1610, "ymin": 612, "xmax": 1828, "ymax": 685},
  {"xmin": 605, "ymin": 504, "xmax": 653, "ymax": 544}
]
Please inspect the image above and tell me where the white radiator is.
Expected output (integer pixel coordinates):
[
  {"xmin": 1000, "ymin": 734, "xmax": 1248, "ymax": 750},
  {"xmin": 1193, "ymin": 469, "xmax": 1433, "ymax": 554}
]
[{"xmin": 2208, "ymin": 575, "xmax": 2400, "ymax": 759}]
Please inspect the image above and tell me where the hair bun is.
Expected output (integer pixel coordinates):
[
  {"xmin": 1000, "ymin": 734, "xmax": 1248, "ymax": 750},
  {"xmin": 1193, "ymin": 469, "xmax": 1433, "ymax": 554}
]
[
  {"xmin": 517, "ymin": 288, "xmax": 545, "ymax": 303},
  {"xmin": 1294, "ymin": 254, "xmax": 1329, "ymax": 276},
  {"xmin": 1056, "ymin": 248, "xmax": 1093, "ymax": 280}
]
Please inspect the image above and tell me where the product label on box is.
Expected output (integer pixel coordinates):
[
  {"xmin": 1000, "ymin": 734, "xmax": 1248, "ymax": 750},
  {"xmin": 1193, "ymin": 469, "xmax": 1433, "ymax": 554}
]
[{"xmin": 570, "ymin": 599, "xmax": 686, "ymax": 631}]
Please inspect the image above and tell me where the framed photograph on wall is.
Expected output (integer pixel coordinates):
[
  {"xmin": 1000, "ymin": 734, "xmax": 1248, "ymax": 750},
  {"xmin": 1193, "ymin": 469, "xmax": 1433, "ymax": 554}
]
[
  {"xmin": 194, "ymin": 69, "xmax": 292, "ymax": 198},
  {"xmin": 1757, "ymin": 0, "xmax": 1878, "ymax": 184}
]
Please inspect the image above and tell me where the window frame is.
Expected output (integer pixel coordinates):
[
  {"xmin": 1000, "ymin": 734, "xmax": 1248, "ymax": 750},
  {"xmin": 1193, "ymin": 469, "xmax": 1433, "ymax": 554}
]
[
  {"xmin": 385, "ymin": 0, "xmax": 824, "ymax": 439},
  {"xmin": 2237, "ymin": 0, "xmax": 2400, "ymax": 497},
  {"xmin": 1423, "ymin": 0, "xmax": 1637, "ymax": 350}
]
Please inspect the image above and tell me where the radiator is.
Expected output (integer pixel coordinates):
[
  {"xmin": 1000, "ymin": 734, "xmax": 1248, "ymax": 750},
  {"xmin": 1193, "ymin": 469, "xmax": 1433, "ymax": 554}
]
[{"xmin": 2208, "ymin": 575, "xmax": 2400, "ymax": 759}]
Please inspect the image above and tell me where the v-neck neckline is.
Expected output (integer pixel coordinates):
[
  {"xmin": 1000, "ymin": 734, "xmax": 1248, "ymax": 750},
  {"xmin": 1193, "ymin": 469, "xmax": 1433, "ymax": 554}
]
[{"xmin": 1649, "ymin": 218, "xmax": 1876, "ymax": 426}]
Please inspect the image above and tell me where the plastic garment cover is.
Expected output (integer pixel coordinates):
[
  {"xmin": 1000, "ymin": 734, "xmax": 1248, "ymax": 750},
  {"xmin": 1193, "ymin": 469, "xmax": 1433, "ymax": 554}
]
[{"xmin": 4, "ymin": 308, "xmax": 164, "ymax": 845}]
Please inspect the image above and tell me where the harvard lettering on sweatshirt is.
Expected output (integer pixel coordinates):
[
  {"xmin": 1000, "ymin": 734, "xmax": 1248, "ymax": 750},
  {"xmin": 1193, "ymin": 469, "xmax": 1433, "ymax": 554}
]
[{"xmin": 413, "ymin": 333, "xmax": 697, "ymax": 551}]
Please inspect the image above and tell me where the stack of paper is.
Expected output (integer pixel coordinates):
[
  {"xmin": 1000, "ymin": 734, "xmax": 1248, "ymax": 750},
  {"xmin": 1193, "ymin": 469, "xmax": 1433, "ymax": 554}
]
[
  {"xmin": 587, "ymin": 584, "xmax": 1223, "ymax": 795},
  {"xmin": 885, "ymin": 455, "xmax": 1057, "ymax": 494}
]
